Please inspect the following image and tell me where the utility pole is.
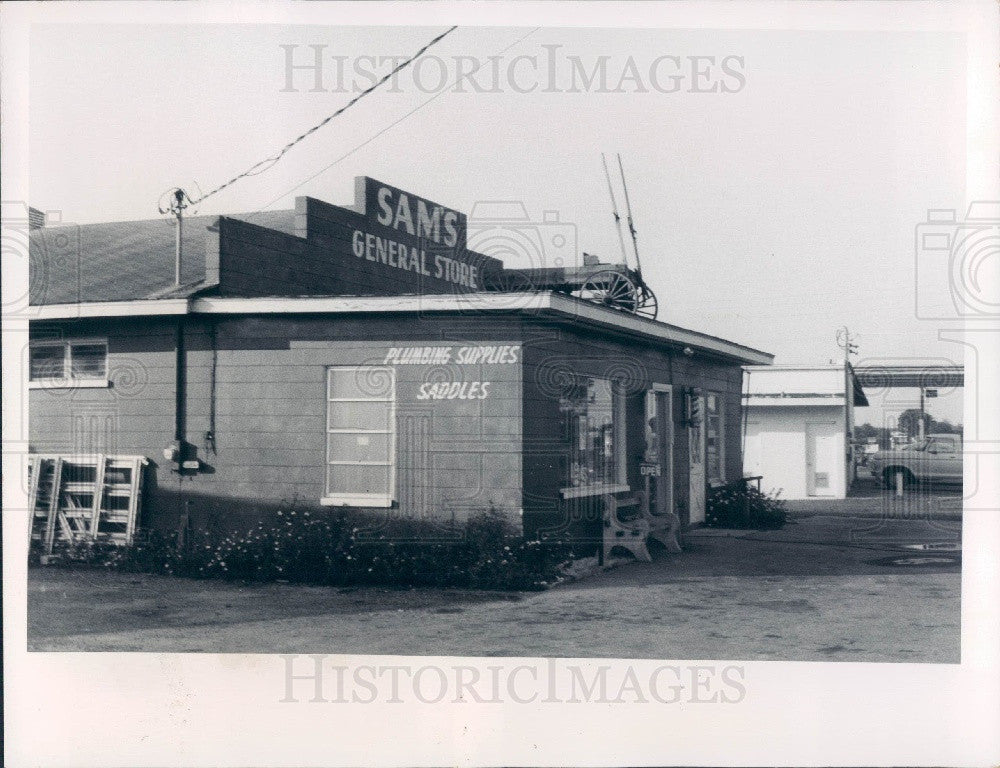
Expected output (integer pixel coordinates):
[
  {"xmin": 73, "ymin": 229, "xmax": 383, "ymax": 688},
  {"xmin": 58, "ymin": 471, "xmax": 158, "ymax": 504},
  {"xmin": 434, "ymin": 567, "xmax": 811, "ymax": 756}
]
[
  {"xmin": 836, "ymin": 326, "xmax": 859, "ymax": 363},
  {"xmin": 836, "ymin": 327, "xmax": 859, "ymax": 476},
  {"xmin": 835, "ymin": 326, "xmax": 859, "ymax": 392}
]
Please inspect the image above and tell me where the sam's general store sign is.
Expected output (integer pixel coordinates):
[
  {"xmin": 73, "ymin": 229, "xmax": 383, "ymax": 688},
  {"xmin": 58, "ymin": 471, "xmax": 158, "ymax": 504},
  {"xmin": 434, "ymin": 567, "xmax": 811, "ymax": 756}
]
[{"xmin": 336, "ymin": 177, "xmax": 491, "ymax": 291}]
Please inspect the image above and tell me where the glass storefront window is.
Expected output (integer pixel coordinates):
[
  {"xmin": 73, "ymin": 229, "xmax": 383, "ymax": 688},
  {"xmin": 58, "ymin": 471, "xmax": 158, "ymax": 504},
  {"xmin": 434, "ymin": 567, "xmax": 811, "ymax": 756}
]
[{"xmin": 560, "ymin": 376, "xmax": 623, "ymax": 489}]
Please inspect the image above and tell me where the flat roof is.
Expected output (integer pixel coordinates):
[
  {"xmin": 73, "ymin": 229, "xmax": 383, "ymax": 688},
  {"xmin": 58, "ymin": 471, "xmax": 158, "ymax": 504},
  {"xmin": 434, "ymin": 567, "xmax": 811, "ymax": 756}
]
[
  {"xmin": 29, "ymin": 291, "xmax": 774, "ymax": 366},
  {"xmin": 853, "ymin": 363, "xmax": 963, "ymax": 388},
  {"xmin": 744, "ymin": 362, "xmax": 868, "ymax": 406}
]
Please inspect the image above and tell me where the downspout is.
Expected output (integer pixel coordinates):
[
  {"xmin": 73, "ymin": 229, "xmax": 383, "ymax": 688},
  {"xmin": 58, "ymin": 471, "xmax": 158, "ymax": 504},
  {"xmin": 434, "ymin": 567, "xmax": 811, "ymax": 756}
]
[
  {"xmin": 168, "ymin": 315, "xmax": 188, "ymax": 529},
  {"xmin": 206, "ymin": 319, "xmax": 217, "ymax": 455},
  {"xmin": 174, "ymin": 317, "xmax": 186, "ymax": 447},
  {"xmin": 164, "ymin": 309, "xmax": 196, "ymax": 469}
]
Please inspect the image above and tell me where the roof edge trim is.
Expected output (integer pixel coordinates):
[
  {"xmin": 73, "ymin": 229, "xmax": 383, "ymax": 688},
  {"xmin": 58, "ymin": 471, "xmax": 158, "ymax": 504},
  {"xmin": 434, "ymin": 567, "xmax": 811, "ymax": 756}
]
[
  {"xmin": 28, "ymin": 293, "xmax": 773, "ymax": 365},
  {"xmin": 28, "ymin": 299, "xmax": 191, "ymax": 320}
]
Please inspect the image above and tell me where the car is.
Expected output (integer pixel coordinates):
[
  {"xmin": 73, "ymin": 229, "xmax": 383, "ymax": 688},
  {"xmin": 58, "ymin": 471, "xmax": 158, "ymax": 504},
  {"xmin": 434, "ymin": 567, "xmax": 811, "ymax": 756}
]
[{"xmin": 868, "ymin": 433, "xmax": 962, "ymax": 487}]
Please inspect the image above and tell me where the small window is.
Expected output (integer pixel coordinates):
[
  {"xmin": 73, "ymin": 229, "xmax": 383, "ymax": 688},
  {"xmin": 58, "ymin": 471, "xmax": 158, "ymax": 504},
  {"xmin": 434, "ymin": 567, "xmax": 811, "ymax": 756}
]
[
  {"xmin": 29, "ymin": 344, "xmax": 66, "ymax": 380},
  {"xmin": 70, "ymin": 343, "xmax": 107, "ymax": 378},
  {"xmin": 706, "ymin": 392, "xmax": 725, "ymax": 483},
  {"xmin": 29, "ymin": 340, "xmax": 108, "ymax": 387},
  {"xmin": 324, "ymin": 366, "xmax": 395, "ymax": 506}
]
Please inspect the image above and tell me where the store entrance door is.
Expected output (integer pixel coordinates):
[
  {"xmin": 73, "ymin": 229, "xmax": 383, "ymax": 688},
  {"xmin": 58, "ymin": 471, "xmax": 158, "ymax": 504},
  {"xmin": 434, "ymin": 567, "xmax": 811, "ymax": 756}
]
[
  {"xmin": 643, "ymin": 385, "xmax": 673, "ymax": 520},
  {"xmin": 806, "ymin": 421, "xmax": 838, "ymax": 497}
]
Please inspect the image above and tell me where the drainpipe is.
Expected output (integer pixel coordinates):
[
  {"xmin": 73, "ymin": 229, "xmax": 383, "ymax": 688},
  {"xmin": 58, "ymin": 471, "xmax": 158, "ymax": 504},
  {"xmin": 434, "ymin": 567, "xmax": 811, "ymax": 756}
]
[
  {"xmin": 163, "ymin": 316, "xmax": 197, "ymax": 472},
  {"xmin": 174, "ymin": 318, "xmax": 186, "ymax": 445}
]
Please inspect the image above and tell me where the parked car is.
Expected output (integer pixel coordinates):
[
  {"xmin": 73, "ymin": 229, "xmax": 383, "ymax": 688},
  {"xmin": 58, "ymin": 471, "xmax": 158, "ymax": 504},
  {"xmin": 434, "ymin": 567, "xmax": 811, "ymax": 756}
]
[
  {"xmin": 868, "ymin": 433, "xmax": 962, "ymax": 487},
  {"xmin": 854, "ymin": 441, "xmax": 880, "ymax": 468}
]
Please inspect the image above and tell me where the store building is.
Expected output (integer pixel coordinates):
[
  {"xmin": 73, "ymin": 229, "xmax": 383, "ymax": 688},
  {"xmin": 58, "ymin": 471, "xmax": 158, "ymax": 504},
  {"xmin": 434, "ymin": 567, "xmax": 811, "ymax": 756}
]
[
  {"xmin": 742, "ymin": 364, "xmax": 868, "ymax": 499},
  {"xmin": 26, "ymin": 177, "xmax": 772, "ymax": 550}
]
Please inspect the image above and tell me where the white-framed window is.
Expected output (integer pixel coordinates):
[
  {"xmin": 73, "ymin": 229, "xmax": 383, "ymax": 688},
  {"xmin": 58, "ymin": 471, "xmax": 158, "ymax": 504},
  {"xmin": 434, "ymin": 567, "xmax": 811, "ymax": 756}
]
[
  {"xmin": 28, "ymin": 339, "xmax": 109, "ymax": 388},
  {"xmin": 559, "ymin": 375, "xmax": 628, "ymax": 498},
  {"xmin": 706, "ymin": 392, "xmax": 725, "ymax": 483},
  {"xmin": 323, "ymin": 366, "xmax": 395, "ymax": 507}
]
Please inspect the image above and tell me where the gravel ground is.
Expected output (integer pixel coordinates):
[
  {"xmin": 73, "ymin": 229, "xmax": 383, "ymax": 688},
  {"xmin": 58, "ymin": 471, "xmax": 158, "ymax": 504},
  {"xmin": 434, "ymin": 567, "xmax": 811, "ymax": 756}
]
[{"xmin": 28, "ymin": 508, "xmax": 961, "ymax": 662}]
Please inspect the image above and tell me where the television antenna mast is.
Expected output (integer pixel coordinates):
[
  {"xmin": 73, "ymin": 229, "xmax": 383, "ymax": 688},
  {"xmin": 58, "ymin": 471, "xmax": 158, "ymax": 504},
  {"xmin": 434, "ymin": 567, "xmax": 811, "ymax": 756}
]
[{"xmin": 158, "ymin": 188, "xmax": 192, "ymax": 287}]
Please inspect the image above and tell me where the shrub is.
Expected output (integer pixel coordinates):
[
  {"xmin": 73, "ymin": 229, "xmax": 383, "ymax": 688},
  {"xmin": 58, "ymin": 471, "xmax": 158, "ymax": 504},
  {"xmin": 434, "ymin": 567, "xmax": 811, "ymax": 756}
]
[
  {"xmin": 35, "ymin": 507, "xmax": 576, "ymax": 592},
  {"xmin": 705, "ymin": 483, "xmax": 787, "ymax": 530}
]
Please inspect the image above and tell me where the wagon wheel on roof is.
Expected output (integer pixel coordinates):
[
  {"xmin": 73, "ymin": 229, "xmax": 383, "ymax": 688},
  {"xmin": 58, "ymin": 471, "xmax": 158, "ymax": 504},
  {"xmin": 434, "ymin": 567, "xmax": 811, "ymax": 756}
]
[
  {"xmin": 634, "ymin": 282, "xmax": 658, "ymax": 320},
  {"xmin": 480, "ymin": 266, "xmax": 537, "ymax": 293},
  {"xmin": 579, "ymin": 269, "xmax": 641, "ymax": 314}
]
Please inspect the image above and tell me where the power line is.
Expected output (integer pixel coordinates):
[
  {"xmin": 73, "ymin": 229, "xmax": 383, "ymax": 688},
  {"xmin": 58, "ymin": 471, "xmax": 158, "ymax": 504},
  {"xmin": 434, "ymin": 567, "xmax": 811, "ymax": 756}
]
[
  {"xmin": 183, "ymin": 25, "xmax": 459, "ymax": 208},
  {"xmin": 251, "ymin": 26, "xmax": 541, "ymax": 215}
]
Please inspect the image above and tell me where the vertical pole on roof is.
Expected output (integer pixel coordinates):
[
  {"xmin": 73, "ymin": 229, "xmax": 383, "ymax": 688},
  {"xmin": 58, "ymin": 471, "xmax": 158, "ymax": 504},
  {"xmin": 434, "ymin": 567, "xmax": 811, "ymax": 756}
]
[
  {"xmin": 173, "ymin": 189, "xmax": 188, "ymax": 286},
  {"xmin": 617, "ymin": 153, "xmax": 643, "ymax": 275},
  {"xmin": 602, "ymin": 154, "xmax": 630, "ymax": 266},
  {"xmin": 159, "ymin": 188, "xmax": 189, "ymax": 287}
]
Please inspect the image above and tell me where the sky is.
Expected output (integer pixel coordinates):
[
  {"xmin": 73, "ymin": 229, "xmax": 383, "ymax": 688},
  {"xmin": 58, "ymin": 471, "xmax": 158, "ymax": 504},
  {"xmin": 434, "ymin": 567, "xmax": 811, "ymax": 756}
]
[{"xmin": 28, "ymin": 23, "xmax": 968, "ymax": 426}]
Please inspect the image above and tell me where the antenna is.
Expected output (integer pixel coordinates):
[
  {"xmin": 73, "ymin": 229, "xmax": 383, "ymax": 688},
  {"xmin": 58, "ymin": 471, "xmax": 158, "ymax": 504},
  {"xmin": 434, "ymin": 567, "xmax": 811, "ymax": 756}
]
[
  {"xmin": 617, "ymin": 153, "xmax": 643, "ymax": 276},
  {"xmin": 158, "ymin": 188, "xmax": 191, "ymax": 287},
  {"xmin": 602, "ymin": 153, "xmax": 630, "ymax": 266}
]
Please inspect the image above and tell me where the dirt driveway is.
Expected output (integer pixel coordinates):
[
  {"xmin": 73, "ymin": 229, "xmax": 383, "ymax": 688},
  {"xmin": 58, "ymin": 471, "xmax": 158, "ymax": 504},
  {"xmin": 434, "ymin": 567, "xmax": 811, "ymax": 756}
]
[{"xmin": 28, "ymin": 508, "xmax": 960, "ymax": 662}]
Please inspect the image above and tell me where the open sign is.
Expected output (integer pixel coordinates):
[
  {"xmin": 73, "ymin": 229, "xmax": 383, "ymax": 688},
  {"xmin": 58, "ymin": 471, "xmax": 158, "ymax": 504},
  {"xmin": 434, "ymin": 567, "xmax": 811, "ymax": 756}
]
[{"xmin": 640, "ymin": 462, "xmax": 661, "ymax": 477}]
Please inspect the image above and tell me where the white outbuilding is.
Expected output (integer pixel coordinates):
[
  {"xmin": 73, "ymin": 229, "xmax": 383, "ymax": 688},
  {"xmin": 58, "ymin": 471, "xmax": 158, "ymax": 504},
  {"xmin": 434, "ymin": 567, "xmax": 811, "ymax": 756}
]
[{"xmin": 742, "ymin": 364, "xmax": 868, "ymax": 499}]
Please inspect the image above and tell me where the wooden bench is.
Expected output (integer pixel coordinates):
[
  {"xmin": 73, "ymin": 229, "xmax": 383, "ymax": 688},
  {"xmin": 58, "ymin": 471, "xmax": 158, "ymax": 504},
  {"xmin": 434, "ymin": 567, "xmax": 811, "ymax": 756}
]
[
  {"xmin": 647, "ymin": 509, "xmax": 683, "ymax": 554},
  {"xmin": 603, "ymin": 491, "xmax": 652, "ymax": 562}
]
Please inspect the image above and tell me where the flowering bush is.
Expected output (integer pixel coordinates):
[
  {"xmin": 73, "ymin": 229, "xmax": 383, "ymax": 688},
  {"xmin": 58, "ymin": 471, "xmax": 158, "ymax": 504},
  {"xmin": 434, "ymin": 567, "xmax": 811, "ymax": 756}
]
[
  {"xmin": 35, "ymin": 507, "xmax": 576, "ymax": 592},
  {"xmin": 705, "ymin": 484, "xmax": 787, "ymax": 529}
]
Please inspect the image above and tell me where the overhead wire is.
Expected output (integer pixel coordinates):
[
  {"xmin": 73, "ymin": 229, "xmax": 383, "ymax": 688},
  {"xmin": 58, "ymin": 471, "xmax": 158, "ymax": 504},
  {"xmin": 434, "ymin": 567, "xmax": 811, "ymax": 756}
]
[
  {"xmin": 184, "ymin": 25, "xmax": 459, "ymax": 207},
  {"xmin": 251, "ymin": 26, "xmax": 541, "ymax": 215}
]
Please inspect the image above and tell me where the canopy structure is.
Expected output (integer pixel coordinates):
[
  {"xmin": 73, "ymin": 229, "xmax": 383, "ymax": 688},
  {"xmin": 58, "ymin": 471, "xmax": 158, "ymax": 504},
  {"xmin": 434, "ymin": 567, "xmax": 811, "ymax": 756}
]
[{"xmin": 853, "ymin": 364, "xmax": 964, "ymax": 389}]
